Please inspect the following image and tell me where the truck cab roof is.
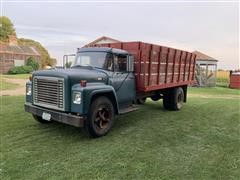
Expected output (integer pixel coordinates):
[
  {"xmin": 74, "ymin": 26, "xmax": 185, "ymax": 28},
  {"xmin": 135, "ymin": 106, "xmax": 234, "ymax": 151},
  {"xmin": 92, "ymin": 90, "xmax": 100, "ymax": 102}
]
[{"xmin": 78, "ymin": 47, "xmax": 128, "ymax": 55}]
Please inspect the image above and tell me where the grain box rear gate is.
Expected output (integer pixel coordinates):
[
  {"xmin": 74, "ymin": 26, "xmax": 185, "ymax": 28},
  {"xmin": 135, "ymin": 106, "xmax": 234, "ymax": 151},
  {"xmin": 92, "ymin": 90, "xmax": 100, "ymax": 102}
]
[{"xmin": 93, "ymin": 41, "xmax": 196, "ymax": 93}]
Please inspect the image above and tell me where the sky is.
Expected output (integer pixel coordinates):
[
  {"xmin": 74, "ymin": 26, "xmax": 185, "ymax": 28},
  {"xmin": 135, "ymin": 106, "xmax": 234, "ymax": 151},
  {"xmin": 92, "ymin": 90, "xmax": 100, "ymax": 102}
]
[{"xmin": 1, "ymin": 0, "xmax": 239, "ymax": 70}]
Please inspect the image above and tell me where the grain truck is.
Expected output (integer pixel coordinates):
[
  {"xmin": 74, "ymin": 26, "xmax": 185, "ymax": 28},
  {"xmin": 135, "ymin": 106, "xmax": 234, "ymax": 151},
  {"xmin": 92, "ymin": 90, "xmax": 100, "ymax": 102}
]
[{"xmin": 25, "ymin": 41, "xmax": 196, "ymax": 137}]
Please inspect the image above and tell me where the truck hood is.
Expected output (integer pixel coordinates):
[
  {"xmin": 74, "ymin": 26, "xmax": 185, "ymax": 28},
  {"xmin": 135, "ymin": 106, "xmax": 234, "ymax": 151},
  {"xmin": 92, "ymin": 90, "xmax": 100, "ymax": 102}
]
[{"xmin": 32, "ymin": 68, "xmax": 109, "ymax": 84}]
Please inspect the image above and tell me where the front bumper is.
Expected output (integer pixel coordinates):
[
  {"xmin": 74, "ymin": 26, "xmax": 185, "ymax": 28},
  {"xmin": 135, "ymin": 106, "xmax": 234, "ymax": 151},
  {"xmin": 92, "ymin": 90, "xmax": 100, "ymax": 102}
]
[{"xmin": 25, "ymin": 103, "xmax": 85, "ymax": 127}]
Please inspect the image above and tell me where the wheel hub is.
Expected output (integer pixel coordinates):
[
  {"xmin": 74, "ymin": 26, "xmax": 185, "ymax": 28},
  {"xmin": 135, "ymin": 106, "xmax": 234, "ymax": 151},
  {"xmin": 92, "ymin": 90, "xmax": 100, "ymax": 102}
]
[
  {"xmin": 177, "ymin": 93, "xmax": 184, "ymax": 108},
  {"xmin": 94, "ymin": 107, "xmax": 110, "ymax": 129}
]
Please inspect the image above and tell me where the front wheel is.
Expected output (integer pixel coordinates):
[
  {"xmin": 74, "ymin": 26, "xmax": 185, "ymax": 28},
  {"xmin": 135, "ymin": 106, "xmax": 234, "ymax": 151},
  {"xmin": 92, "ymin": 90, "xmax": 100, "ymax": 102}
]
[{"xmin": 85, "ymin": 97, "xmax": 114, "ymax": 138}]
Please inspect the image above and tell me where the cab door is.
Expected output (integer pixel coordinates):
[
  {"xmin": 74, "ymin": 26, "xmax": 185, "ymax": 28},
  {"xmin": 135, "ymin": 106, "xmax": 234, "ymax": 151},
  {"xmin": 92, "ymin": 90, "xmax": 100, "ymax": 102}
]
[{"xmin": 111, "ymin": 54, "xmax": 135, "ymax": 104}]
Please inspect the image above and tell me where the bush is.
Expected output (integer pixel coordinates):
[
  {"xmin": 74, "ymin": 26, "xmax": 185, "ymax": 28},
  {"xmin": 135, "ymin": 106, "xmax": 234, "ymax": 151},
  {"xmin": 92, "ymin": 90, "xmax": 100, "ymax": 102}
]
[
  {"xmin": 26, "ymin": 57, "xmax": 39, "ymax": 70},
  {"xmin": 8, "ymin": 65, "xmax": 33, "ymax": 74}
]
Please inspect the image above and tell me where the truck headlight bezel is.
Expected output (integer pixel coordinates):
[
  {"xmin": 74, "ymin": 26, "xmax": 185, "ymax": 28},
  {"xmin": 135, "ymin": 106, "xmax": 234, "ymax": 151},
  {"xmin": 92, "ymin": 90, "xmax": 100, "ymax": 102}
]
[
  {"xmin": 73, "ymin": 92, "xmax": 81, "ymax": 104},
  {"xmin": 26, "ymin": 84, "xmax": 32, "ymax": 96}
]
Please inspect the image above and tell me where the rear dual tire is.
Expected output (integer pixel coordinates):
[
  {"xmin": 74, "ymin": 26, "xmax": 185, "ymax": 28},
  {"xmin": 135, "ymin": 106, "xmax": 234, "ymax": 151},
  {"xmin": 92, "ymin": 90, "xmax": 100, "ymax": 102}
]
[{"xmin": 163, "ymin": 87, "xmax": 184, "ymax": 111}]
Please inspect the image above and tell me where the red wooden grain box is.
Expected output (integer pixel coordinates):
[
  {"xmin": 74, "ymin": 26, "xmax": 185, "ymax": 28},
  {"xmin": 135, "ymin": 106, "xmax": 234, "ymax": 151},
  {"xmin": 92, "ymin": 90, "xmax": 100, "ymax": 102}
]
[{"xmin": 93, "ymin": 41, "xmax": 196, "ymax": 93}]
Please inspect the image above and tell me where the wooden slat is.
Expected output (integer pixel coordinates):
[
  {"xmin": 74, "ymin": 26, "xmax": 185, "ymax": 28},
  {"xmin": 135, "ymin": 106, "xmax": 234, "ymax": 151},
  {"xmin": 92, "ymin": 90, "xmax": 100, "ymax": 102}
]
[
  {"xmin": 156, "ymin": 47, "xmax": 162, "ymax": 85},
  {"xmin": 147, "ymin": 44, "xmax": 153, "ymax": 86},
  {"xmin": 183, "ymin": 52, "xmax": 188, "ymax": 81},
  {"xmin": 192, "ymin": 54, "xmax": 197, "ymax": 80},
  {"xmin": 165, "ymin": 48, "xmax": 170, "ymax": 83},
  {"xmin": 188, "ymin": 53, "xmax": 193, "ymax": 80},
  {"xmin": 171, "ymin": 49, "xmax": 177, "ymax": 83},
  {"xmin": 178, "ymin": 51, "xmax": 183, "ymax": 82}
]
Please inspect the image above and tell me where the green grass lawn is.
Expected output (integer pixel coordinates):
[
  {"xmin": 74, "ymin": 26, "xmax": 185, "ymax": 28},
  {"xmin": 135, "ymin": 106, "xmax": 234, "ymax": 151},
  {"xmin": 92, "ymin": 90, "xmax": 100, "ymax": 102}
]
[
  {"xmin": 0, "ymin": 87, "xmax": 240, "ymax": 179},
  {"xmin": 0, "ymin": 79, "xmax": 19, "ymax": 91},
  {"xmin": 189, "ymin": 86, "xmax": 240, "ymax": 96}
]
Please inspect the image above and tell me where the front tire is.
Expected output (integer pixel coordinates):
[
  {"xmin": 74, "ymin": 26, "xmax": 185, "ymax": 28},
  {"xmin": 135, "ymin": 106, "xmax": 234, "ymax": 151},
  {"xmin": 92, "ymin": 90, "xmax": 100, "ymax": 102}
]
[
  {"xmin": 85, "ymin": 97, "xmax": 114, "ymax": 138},
  {"xmin": 163, "ymin": 87, "xmax": 184, "ymax": 111}
]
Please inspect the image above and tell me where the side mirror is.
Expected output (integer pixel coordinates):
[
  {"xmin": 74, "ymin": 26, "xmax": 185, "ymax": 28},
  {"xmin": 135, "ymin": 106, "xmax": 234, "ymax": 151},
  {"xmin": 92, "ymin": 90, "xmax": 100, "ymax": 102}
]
[
  {"xmin": 63, "ymin": 54, "xmax": 76, "ymax": 68},
  {"xmin": 127, "ymin": 55, "xmax": 134, "ymax": 72}
]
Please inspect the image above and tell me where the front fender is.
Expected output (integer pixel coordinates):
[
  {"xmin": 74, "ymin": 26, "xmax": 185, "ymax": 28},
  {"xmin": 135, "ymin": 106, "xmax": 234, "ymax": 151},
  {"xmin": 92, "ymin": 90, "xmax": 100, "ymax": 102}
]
[{"xmin": 71, "ymin": 83, "xmax": 118, "ymax": 115}]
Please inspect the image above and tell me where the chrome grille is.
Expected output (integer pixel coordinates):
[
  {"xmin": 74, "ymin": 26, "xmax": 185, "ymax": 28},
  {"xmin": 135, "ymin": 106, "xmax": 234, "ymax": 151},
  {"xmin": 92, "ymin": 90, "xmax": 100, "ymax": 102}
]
[{"xmin": 33, "ymin": 76, "xmax": 65, "ymax": 111}]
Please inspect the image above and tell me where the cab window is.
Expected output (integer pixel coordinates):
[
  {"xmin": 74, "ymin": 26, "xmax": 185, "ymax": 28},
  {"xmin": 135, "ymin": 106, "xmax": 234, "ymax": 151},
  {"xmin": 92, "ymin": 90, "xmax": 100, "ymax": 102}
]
[
  {"xmin": 113, "ymin": 54, "xmax": 127, "ymax": 72},
  {"xmin": 73, "ymin": 52, "xmax": 113, "ymax": 71}
]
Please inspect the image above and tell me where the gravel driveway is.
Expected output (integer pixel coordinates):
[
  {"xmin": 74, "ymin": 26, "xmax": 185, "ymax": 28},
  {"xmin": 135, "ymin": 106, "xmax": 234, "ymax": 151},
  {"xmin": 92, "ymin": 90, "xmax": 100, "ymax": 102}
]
[{"xmin": 0, "ymin": 78, "xmax": 27, "ymax": 96}]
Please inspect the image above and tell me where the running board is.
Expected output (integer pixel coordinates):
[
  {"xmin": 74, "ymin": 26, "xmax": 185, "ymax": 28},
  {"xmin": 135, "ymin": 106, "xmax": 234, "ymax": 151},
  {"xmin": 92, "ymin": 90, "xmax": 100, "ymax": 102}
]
[{"xmin": 118, "ymin": 105, "xmax": 138, "ymax": 115}]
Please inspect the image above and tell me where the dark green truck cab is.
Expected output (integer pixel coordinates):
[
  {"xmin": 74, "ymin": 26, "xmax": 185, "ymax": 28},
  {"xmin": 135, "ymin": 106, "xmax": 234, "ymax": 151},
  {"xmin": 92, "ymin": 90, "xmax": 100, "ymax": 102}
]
[
  {"xmin": 25, "ymin": 47, "xmax": 136, "ymax": 137},
  {"xmin": 25, "ymin": 42, "xmax": 196, "ymax": 137}
]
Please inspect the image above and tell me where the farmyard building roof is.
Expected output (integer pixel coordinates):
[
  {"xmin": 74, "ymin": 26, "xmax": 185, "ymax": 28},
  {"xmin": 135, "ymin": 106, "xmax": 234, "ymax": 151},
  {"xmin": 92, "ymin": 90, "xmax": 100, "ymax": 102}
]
[
  {"xmin": 193, "ymin": 51, "xmax": 217, "ymax": 61},
  {"xmin": 0, "ymin": 43, "xmax": 40, "ymax": 56}
]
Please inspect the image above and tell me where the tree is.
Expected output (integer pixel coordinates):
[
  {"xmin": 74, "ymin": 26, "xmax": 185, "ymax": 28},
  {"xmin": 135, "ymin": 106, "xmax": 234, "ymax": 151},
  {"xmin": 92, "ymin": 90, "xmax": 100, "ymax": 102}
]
[
  {"xmin": 0, "ymin": 16, "xmax": 16, "ymax": 42},
  {"xmin": 50, "ymin": 58, "xmax": 57, "ymax": 66},
  {"xmin": 26, "ymin": 57, "xmax": 39, "ymax": 70}
]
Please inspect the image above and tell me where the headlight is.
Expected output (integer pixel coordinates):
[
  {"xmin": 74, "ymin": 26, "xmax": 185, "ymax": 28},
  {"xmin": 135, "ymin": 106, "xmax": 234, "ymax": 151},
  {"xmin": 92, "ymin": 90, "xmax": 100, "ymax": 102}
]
[
  {"xmin": 26, "ymin": 85, "xmax": 32, "ymax": 95},
  {"xmin": 73, "ymin": 92, "xmax": 81, "ymax": 104}
]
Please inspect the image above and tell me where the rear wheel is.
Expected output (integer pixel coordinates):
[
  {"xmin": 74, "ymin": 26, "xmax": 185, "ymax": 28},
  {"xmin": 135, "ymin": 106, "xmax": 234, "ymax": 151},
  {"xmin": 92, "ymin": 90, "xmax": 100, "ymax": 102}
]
[
  {"xmin": 32, "ymin": 115, "xmax": 52, "ymax": 124},
  {"xmin": 137, "ymin": 97, "xmax": 146, "ymax": 104},
  {"xmin": 163, "ymin": 87, "xmax": 184, "ymax": 111},
  {"xmin": 85, "ymin": 97, "xmax": 114, "ymax": 138}
]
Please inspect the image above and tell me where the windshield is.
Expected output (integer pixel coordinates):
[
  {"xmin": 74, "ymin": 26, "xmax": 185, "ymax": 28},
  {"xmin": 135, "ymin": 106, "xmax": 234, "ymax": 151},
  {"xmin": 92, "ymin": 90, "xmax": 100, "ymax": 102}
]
[{"xmin": 72, "ymin": 52, "xmax": 113, "ymax": 71}]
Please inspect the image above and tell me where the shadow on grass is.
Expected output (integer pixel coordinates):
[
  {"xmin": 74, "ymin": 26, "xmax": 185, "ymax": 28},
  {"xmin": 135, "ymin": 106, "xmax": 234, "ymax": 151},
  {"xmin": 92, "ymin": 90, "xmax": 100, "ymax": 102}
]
[
  {"xmin": 34, "ymin": 121, "xmax": 87, "ymax": 140},
  {"xmin": 33, "ymin": 101, "xmax": 169, "ymax": 140}
]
